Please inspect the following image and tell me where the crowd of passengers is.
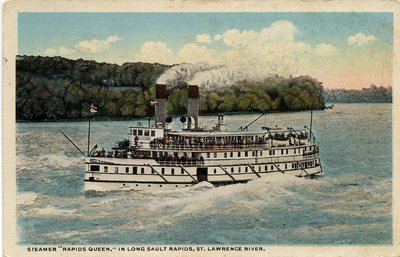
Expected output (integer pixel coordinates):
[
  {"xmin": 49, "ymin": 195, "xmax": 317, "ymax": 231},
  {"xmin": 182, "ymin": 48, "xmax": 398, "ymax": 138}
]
[
  {"xmin": 154, "ymin": 154, "xmax": 204, "ymax": 165},
  {"xmin": 149, "ymin": 132, "xmax": 308, "ymax": 148},
  {"xmin": 91, "ymin": 148, "xmax": 128, "ymax": 158},
  {"xmin": 90, "ymin": 148, "xmax": 204, "ymax": 164}
]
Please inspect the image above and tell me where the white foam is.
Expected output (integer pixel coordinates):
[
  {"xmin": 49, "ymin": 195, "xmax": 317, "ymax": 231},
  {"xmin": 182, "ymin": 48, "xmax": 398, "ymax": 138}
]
[
  {"xmin": 16, "ymin": 153, "xmax": 82, "ymax": 173},
  {"xmin": 17, "ymin": 192, "xmax": 39, "ymax": 205}
]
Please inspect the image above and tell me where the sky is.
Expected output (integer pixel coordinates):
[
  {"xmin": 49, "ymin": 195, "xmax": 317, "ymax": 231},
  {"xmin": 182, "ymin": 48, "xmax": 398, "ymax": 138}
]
[{"xmin": 18, "ymin": 12, "xmax": 393, "ymax": 89}]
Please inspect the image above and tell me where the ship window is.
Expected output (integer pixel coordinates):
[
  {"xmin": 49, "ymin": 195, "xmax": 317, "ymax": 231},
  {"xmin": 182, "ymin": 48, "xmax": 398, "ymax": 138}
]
[
  {"xmin": 161, "ymin": 168, "xmax": 165, "ymax": 174},
  {"xmin": 245, "ymin": 151, "xmax": 248, "ymax": 157},
  {"xmin": 115, "ymin": 167, "xmax": 119, "ymax": 173},
  {"xmin": 292, "ymin": 163, "xmax": 295, "ymax": 169},
  {"xmin": 104, "ymin": 166, "xmax": 108, "ymax": 172},
  {"xmin": 141, "ymin": 167, "xmax": 144, "ymax": 174},
  {"xmin": 238, "ymin": 152, "xmax": 241, "ymax": 157},
  {"xmin": 125, "ymin": 167, "xmax": 129, "ymax": 173},
  {"xmin": 224, "ymin": 153, "xmax": 227, "ymax": 158},
  {"xmin": 151, "ymin": 169, "xmax": 155, "ymax": 174},
  {"xmin": 90, "ymin": 165, "xmax": 100, "ymax": 171},
  {"xmin": 207, "ymin": 153, "xmax": 210, "ymax": 158},
  {"xmin": 238, "ymin": 167, "xmax": 241, "ymax": 173},
  {"xmin": 231, "ymin": 167, "xmax": 234, "ymax": 173},
  {"xmin": 294, "ymin": 148, "xmax": 296, "ymax": 154},
  {"xmin": 259, "ymin": 166, "xmax": 261, "ymax": 172},
  {"xmin": 269, "ymin": 150, "xmax": 272, "ymax": 155},
  {"xmin": 281, "ymin": 149, "xmax": 284, "ymax": 155},
  {"xmin": 151, "ymin": 130, "xmax": 155, "ymax": 137},
  {"xmin": 138, "ymin": 130, "xmax": 143, "ymax": 136},
  {"xmin": 133, "ymin": 167, "xmax": 137, "ymax": 174},
  {"xmin": 260, "ymin": 151, "xmax": 263, "ymax": 156},
  {"xmin": 271, "ymin": 165, "xmax": 274, "ymax": 170},
  {"xmin": 214, "ymin": 153, "xmax": 217, "ymax": 158},
  {"xmin": 252, "ymin": 151, "xmax": 255, "ymax": 157},
  {"xmin": 286, "ymin": 149, "xmax": 289, "ymax": 154},
  {"xmin": 171, "ymin": 168, "xmax": 175, "ymax": 175},
  {"xmin": 285, "ymin": 164, "xmax": 287, "ymax": 169},
  {"xmin": 214, "ymin": 168, "xmax": 217, "ymax": 174},
  {"xmin": 144, "ymin": 130, "xmax": 149, "ymax": 136},
  {"xmin": 230, "ymin": 152, "xmax": 233, "ymax": 157},
  {"xmin": 133, "ymin": 129, "xmax": 137, "ymax": 136},
  {"xmin": 245, "ymin": 167, "xmax": 248, "ymax": 172},
  {"xmin": 265, "ymin": 165, "xmax": 268, "ymax": 171},
  {"xmin": 181, "ymin": 168, "xmax": 185, "ymax": 175}
]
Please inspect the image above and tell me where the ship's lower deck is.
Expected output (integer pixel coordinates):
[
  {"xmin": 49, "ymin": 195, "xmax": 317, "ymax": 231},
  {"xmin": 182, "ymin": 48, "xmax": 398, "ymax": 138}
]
[{"xmin": 84, "ymin": 157, "xmax": 323, "ymax": 191}]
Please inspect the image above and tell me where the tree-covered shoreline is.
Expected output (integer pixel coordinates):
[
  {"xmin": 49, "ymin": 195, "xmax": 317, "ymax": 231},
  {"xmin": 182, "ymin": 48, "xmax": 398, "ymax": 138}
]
[
  {"xmin": 324, "ymin": 85, "xmax": 392, "ymax": 103},
  {"xmin": 20, "ymin": 55, "xmax": 391, "ymax": 122}
]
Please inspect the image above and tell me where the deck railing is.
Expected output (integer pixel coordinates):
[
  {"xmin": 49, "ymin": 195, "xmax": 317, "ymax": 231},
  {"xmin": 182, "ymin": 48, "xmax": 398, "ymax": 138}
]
[{"xmin": 148, "ymin": 140, "xmax": 309, "ymax": 151}]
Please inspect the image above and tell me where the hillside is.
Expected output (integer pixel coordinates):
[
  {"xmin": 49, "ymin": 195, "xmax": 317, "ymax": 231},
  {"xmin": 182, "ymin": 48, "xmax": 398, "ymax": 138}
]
[
  {"xmin": 324, "ymin": 85, "xmax": 392, "ymax": 103},
  {"xmin": 16, "ymin": 56, "xmax": 326, "ymax": 121},
  {"xmin": 16, "ymin": 56, "xmax": 169, "ymax": 120}
]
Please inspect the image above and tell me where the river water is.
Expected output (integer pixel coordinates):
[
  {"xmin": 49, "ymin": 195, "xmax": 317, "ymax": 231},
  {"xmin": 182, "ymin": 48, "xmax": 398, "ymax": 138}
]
[{"xmin": 16, "ymin": 103, "xmax": 392, "ymax": 245}]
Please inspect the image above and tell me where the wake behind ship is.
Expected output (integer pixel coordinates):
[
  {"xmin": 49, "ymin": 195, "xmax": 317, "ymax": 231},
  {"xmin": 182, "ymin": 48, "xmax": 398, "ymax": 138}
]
[{"xmin": 83, "ymin": 84, "xmax": 323, "ymax": 191}]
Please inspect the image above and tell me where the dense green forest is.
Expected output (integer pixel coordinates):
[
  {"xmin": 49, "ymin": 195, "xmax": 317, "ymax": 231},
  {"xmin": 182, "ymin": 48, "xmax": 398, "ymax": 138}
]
[
  {"xmin": 324, "ymin": 85, "xmax": 392, "ymax": 103},
  {"xmin": 16, "ymin": 56, "xmax": 325, "ymax": 121}
]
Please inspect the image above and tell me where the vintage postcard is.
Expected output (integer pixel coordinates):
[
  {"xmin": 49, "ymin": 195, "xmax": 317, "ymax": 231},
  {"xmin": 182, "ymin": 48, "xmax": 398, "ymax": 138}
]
[{"xmin": 3, "ymin": 0, "xmax": 400, "ymax": 256}]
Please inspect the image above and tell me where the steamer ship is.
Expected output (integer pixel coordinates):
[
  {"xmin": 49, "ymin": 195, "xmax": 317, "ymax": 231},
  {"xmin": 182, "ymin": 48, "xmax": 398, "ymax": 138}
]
[{"xmin": 83, "ymin": 84, "xmax": 323, "ymax": 191}]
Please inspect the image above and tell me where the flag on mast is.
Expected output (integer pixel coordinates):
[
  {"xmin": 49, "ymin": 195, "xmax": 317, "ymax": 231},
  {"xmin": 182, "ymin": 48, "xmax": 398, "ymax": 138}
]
[{"xmin": 90, "ymin": 103, "xmax": 98, "ymax": 113}]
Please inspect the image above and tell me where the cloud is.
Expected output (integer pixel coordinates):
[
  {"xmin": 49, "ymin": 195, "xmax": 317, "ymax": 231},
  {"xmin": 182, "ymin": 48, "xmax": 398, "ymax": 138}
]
[
  {"xmin": 75, "ymin": 35, "xmax": 121, "ymax": 53},
  {"xmin": 176, "ymin": 44, "xmax": 215, "ymax": 63},
  {"xmin": 348, "ymin": 33, "xmax": 376, "ymax": 47},
  {"xmin": 223, "ymin": 29, "xmax": 258, "ymax": 48},
  {"xmin": 214, "ymin": 34, "xmax": 222, "ymax": 41},
  {"xmin": 134, "ymin": 41, "xmax": 174, "ymax": 64},
  {"xmin": 43, "ymin": 47, "xmax": 75, "ymax": 56},
  {"xmin": 196, "ymin": 34, "xmax": 212, "ymax": 43},
  {"xmin": 58, "ymin": 47, "xmax": 76, "ymax": 55},
  {"xmin": 222, "ymin": 20, "xmax": 297, "ymax": 49},
  {"xmin": 134, "ymin": 20, "xmax": 340, "ymax": 84},
  {"xmin": 315, "ymin": 43, "xmax": 337, "ymax": 56},
  {"xmin": 43, "ymin": 48, "xmax": 57, "ymax": 56}
]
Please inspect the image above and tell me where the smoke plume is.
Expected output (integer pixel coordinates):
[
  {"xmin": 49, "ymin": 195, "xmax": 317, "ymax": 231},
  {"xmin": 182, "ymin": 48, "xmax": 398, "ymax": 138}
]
[{"xmin": 157, "ymin": 57, "xmax": 296, "ymax": 91}]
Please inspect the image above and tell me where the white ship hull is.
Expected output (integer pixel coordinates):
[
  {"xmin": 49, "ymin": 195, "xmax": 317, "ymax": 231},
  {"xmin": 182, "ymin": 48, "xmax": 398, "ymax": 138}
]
[{"xmin": 84, "ymin": 147, "xmax": 323, "ymax": 191}]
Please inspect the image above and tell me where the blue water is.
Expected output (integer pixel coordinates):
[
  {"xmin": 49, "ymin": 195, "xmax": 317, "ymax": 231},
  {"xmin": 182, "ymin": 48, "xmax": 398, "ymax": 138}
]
[{"xmin": 16, "ymin": 103, "xmax": 392, "ymax": 244}]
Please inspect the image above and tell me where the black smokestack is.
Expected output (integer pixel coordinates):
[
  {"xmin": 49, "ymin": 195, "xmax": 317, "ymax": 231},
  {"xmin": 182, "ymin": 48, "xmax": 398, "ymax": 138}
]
[
  {"xmin": 187, "ymin": 85, "xmax": 200, "ymax": 129},
  {"xmin": 155, "ymin": 84, "xmax": 167, "ymax": 127}
]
